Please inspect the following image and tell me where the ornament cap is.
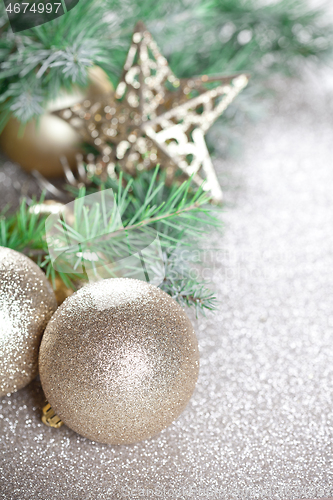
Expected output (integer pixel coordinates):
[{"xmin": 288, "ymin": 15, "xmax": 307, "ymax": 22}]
[{"xmin": 42, "ymin": 403, "xmax": 64, "ymax": 429}]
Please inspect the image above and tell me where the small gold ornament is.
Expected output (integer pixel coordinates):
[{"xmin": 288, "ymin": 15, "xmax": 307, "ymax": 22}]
[
  {"xmin": 55, "ymin": 22, "xmax": 249, "ymax": 202},
  {"xmin": 0, "ymin": 66, "xmax": 113, "ymax": 178},
  {"xmin": 39, "ymin": 278, "xmax": 199, "ymax": 445},
  {"xmin": 0, "ymin": 247, "xmax": 57, "ymax": 397}
]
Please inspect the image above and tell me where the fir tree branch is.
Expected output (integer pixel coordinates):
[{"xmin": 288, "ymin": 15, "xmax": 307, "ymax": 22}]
[
  {"xmin": 1, "ymin": 0, "xmax": 333, "ymax": 129},
  {"xmin": 0, "ymin": 169, "xmax": 221, "ymax": 315}
]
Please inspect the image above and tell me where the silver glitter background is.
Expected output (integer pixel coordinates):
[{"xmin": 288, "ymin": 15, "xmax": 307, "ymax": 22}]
[{"xmin": 1, "ymin": 67, "xmax": 333, "ymax": 498}]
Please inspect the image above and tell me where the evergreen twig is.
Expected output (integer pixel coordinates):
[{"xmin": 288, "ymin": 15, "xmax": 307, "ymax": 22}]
[{"xmin": 0, "ymin": 169, "xmax": 221, "ymax": 315}]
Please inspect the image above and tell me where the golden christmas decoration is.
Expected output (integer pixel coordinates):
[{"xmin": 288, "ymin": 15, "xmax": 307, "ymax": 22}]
[
  {"xmin": 41, "ymin": 402, "xmax": 64, "ymax": 428},
  {"xmin": 49, "ymin": 276, "xmax": 75, "ymax": 307},
  {"xmin": 55, "ymin": 21, "xmax": 249, "ymax": 202},
  {"xmin": 39, "ymin": 278, "xmax": 199, "ymax": 445},
  {"xmin": 0, "ymin": 66, "xmax": 113, "ymax": 178},
  {"xmin": 0, "ymin": 247, "xmax": 57, "ymax": 397}
]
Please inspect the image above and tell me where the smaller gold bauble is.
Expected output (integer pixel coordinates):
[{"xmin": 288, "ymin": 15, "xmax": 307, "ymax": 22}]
[
  {"xmin": 0, "ymin": 247, "xmax": 57, "ymax": 397},
  {"xmin": 39, "ymin": 278, "xmax": 199, "ymax": 445},
  {"xmin": 0, "ymin": 114, "xmax": 81, "ymax": 178},
  {"xmin": 0, "ymin": 66, "xmax": 113, "ymax": 178},
  {"xmin": 86, "ymin": 65, "xmax": 114, "ymax": 97}
]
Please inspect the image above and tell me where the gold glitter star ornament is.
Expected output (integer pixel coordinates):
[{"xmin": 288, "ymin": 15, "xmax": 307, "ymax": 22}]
[
  {"xmin": 0, "ymin": 247, "xmax": 57, "ymax": 397},
  {"xmin": 39, "ymin": 278, "xmax": 199, "ymax": 445},
  {"xmin": 55, "ymin": 22, "xmax": 249, "ymax": 202}
]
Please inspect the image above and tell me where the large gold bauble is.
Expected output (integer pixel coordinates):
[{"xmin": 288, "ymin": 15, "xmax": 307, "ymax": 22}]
[
  {"xmin": 39, "ymin": 278, "xmax": 199, "ymax": 445},
  {"xmin": 0, "ymin": 247, "xmax": 57, "ymax": 397},
  {"xmin": 0, "ymin": 66, "xmax": 113, "ymax": 178}
]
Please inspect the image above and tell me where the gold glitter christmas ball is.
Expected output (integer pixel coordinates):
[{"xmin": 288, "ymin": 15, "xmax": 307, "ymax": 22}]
[
  {"xmin": 39, "ymin": 278, "xmax": 199, "ymax": 445},
  {"xmin": 0, "ymin": 247, "xmax": 57, "ymax": 397}
]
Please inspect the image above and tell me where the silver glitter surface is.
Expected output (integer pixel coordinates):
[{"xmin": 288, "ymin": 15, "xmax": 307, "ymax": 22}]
[
  {"xmin": 39, "ymin": 278, "xmax": 199, "ymax": 445},
  {"xmin": 1, "ymin": 67, "xmax": 333, "ymax": 498},
  {"xmin": 0, "ymin": 247, "xmax": 57, "ymax": 397}
]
